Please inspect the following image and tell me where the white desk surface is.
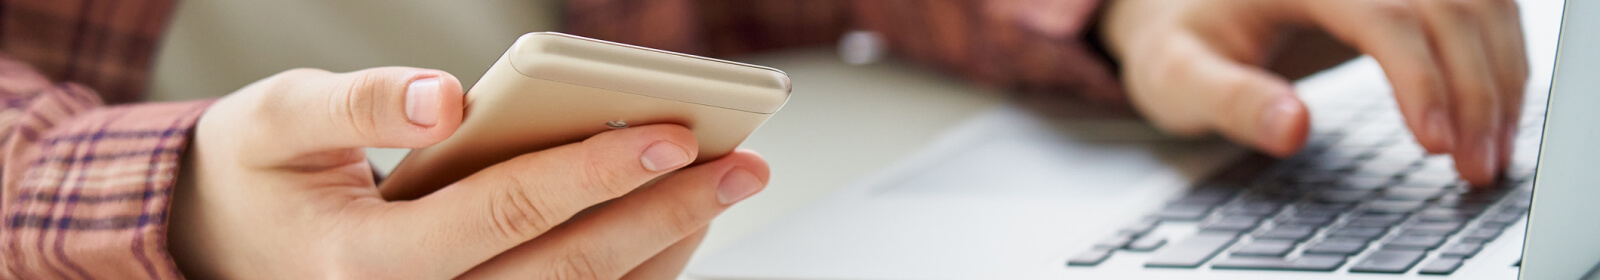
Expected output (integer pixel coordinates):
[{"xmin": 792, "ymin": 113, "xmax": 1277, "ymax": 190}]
[{"xmin": 681, "ymin": 50, "xmax": 1009, "ymax": 262}]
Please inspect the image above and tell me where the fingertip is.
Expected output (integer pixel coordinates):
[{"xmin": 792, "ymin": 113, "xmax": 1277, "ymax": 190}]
[
  {"xmin": 641, "ymin": 141, "xmax": 692, "ymax": 172},
  {"xmin": 725, "ymin": 149, "xmax": 772, "ymax": 182},
  {"xmin": 1418, "ymin": 108, "xmax": 1459, "ymax": 154},
  {"xmin": 1259, "ymin": 94, "xmax": 1311, "ymax": 157},
  {"xmin": 693, "ymin": 149, "xmax": 771, "ymax": 205},
  {"xmin": 716, "ymin": 167, "xmax": 764, "ymax": 205},
  {"xmin": 1454, "ymin": 139, "xmax": 1500, "ymax": 187},
  {"xmin": 402, "ymin": 71, "xmax": 466, "ymax": 145}
]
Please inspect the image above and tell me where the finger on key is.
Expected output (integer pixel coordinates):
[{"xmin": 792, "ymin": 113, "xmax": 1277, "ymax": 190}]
[{"xmin": 1417, "ymin": 0, "xmax": 1506, "ymax": 185}]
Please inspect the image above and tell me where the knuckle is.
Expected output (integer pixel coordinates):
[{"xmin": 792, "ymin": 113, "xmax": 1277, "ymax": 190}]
[
  {"xmin": 487, "ymin": 178, "xmax": 557, "ymax": 241},
  {"xmin": 660, "ymin": 204, "xmax": 705, "ymax": 236},
  {"xmin": 1488, "ymin": 0, "xmax": 1519, "ymax": 13},
  {"xmin": 1153, "ymin": 48, "xmax": 1197, "ymax": 83},
  {"xmin": 330, "ymin": 72, "xmax": 384, "ymax": 141},
  {"xmin": 278, "ymin": 67, "xmax": 330, "ymax": 79},
  {"xmin": 1369, "ymin": 0, "xmax": 1422, "ymax": 24},
  {"xmin": 1133, "ymin": 56, "xmax": 1209, "ymax": 137},
  {"xmin": 549, "ymin": 248, "xmax": 609, "ymax": 280},
  {"xmin": 238, "ymin": 68, "xmax": 331, "ymax": 122},
  {"xmin": 1431, "ymin": 0, "xmax": 1479, "ymax": 17},
  {"xmin": 1454, "ymin": 87, "xmax": 1501, "ymax": 124},
  {"xmin": 576, "ymin": 146, "xmax": 632, "ymax": 196},
  {"xmin": 1210, "ymin": 76, "xmax": 1257, "ymax": 123}
]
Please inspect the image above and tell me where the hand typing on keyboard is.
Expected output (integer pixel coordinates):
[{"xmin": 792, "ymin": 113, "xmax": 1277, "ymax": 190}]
[{"xmin": 1098, "ymin": 0, "xmax": 1528, "ymax": 186}]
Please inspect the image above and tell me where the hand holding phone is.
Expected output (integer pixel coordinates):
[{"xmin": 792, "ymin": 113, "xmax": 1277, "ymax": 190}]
[{"xmin": 380, "ymin": 32, "xmax": 791, "ymax": 201}]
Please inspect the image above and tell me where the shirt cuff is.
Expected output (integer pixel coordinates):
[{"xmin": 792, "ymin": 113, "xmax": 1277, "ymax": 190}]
[{"xmin": 1, "ymin": 83, "xmax": 213, "ymax": 280}]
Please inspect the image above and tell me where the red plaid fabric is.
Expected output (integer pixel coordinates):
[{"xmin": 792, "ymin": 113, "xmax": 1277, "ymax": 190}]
[
  {"xmin": 1, "ymin": 0, "xmax": 198, "ymax": 278},
  {"xmin": 0, "ymin": 81, "xmax": 209, "ymax": 279},
  {"xmin": 564, "ymin": 0, "xmax": 1122, "ymax": 103},
  {"xmin": 0, "ymin": 0, "xmax": 177, "ymax": 105}
]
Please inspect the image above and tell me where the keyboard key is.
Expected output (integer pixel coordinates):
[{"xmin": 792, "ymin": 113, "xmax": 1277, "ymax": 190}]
[
  {"xmin": 1145, "ymin": 233, "xmax": 1240, "ymax": 268},
  {"xmin": 1230, "ymin": 240, "xmax": 1296, "ymax": 257},
  {"xmin": 1277, "ymin": 215, "xmax": 1336, "ymax": 227},
  {"xmin": 1200, "ymin": 216, "xmax": 1262, "ymax": 232},
  {"xmin": 1210, "ymin": 255, "xmax": 1347, "ymax": 272},
  {"xmin": 1296, "ymin": 202, "xmax": 1356, "ymax": 213},
  {"xmin": 1349, "ymin": 249, "xmax": 1427, "ymax": 273},
  {"xmin": 1418, "ymin": 208, "xmax": 1481, "ymax": 222},
  {"xmin": 1440, "ymin": 243, "xmax": 1484, "ymax": 258},
  {"xmin": 1093, "ymin": 234, "xmax": 1134, "ymax": 249},
  {"xmin": 1338, "ymin": 176, "xmax": 1396, "ymax": 190},
  {"xmin": 1171, "ymin": 190, "xmax": 1236, "ymax": 206},
  {"xmin": 1460, "ymin": 228, "xmax": 1504, "ymax": 243},
  {"xmin": 1364, "ymin": 200, "xmax": 1427, "ymax": 213},
  {"xmin": 1380, "ymin": 187, "xmax": 1445, "ymax": 201},
  {"xmin": 1383, "ymin": 235, "xmax": 1447, "ymax": 249},
  {"xmin": 1418, "ymin": 256, "xmax": 1465, "ymax": 275},
  {"xmin": 1218, "ymin": 208, "xmax": 1276, "ymax": 219},
  {"xmin": 1345, "ymin": 214, "xmax": 1407, "ymax": 228},
  {"xmin": 1402, "ymin": 221, "xmax": 1465, "ymax": 235},
  {"xmin": 1359, "ymin": 157, "xmax": 1419, "ymax": 174},
  {"xmin": 1304, "ymin": 239, "xmax": 1368, "ymax": 255},
  {"xmin": 1395, "ymin": 173, "xmax": 1458, "ymax": 189},
  {"xmin": 1481, "ymin": 212, "xmax": 1524, "ymax": 227},
  {"xmin": 1281, "ymin": 173, "xmax": 1342, "ymax": 186},
  {"xmin": 1118, "ymin": 219, "xmax": 1159, "ymax": 236},
  {"xmin": 1326, "ymin": 227, "xmax": 1388, "ymax": 241},
  {"xmin": 1291, "ymin": 210, "xmax": 1344, "ymax": 220},
  {"xmin": 1218, "ymin": 202, "xmax": 1284, "ymax": 217},
  {"xmin": 1256, "ymin": 226, "xmax": 1317, "ymax": 241},
  {"xmin": 1066, "ymin": 248, "xmax": 1114, "ymax": 266},
  {"xmin": 1434, "ymin": 197, "xmax": 1493, "ymax": 208},
  {"xmin": 1127, "ymin": 235, "xmax": 1167, "ymax": 252},
  {"xmin": 1313, "ymin": 189, "xmax": 1373, "ymax": 203},
  {"xmin": 1234, "ymin": 201, "xmax": 1287, "ymax": 212},
  {"xmin": 1153, "ymin": 204, "xmax": 1214, "ymax": 221}
]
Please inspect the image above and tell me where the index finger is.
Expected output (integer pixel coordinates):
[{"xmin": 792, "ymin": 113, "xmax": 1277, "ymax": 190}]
[
  {"xmin": 1286, "ymin": 0, "xmax": 1460, "ymax": 154},
  {"xmin": 358, "ymin": 124, "xmax": 699, "ymax": 279}
]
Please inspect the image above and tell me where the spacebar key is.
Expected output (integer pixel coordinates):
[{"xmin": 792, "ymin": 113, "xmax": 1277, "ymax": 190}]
[{"xmin": 1144, "ymin": 232, "xmax": 1239, "ymax": 268}]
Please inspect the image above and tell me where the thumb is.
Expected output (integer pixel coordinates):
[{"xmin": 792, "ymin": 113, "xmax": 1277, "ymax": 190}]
[
  {"xmin": 242, "ymin": 67, "xmax": 465, "ymax": 166},
  {"xmin": 1197, "ymin": 57, "xmax": 1310, "ymax": 157},
  {"xmin": 1138, "ymin": 48, "xmax": 1309, "ymax": 157}
]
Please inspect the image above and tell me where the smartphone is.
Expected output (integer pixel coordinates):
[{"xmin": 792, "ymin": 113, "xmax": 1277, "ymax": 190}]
[{"xmin": 379, "ymin": 32, "xmax": 791, "ymax": 201}]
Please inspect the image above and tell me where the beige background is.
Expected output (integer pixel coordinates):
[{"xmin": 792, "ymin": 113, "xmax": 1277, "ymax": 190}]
[{"xmin": 150, "ymin": 0, "xmax": 562, "ymax": 101}]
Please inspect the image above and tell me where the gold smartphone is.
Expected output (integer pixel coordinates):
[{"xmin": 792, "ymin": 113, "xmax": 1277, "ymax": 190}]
[{"xmin": 380, "ymin": 32, "xmax": 791, "ymax": 201}]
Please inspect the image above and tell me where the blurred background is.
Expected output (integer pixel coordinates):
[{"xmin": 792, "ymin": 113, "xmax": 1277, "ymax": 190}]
[{"xmin": 150, "ymin": 0, "xmax": 562, "ymax": 101}]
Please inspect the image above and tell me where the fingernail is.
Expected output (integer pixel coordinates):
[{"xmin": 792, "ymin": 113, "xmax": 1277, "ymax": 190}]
[
  {"xmin": 717, "ymin": 168, "xmax": 763, "ymax": 205},
  {"xmin": 1259, "ymin": 94, "xmax": 1300, "ymax": 153},
  {"xmin": 640, "ymin": 141, "xmax": 691, "ymax": 172},
  {"xmin": 1426, "ymin": 109, "xmax": 1458, "ymax": 152},
  {"xmin": 405, "ymin": 78, "xmax": 441, "ymax": 127}
]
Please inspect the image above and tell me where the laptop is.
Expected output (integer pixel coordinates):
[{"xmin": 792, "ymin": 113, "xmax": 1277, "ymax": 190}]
[{"xmin": 690, "ymin": 0, "xmax": 1598, "ymax": 279}]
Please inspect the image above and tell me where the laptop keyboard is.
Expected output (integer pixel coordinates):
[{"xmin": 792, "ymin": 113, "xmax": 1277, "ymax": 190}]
[{"xmin": 1066, "ymin": 93, "xmax": 1546, "ymax": 275}]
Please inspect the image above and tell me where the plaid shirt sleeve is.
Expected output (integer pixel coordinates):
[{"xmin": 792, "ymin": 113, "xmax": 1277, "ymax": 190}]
[
  {"xmin": 0, "ymin": 60, "xmax": 209, "ymax": 280},
  {"xmin": 564, "ymin": 0, "xmax": 1123, "ymax": 104},
  {"xmin": 0, "ymin": 0, "xmax": 177, "ymax": 105}
]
